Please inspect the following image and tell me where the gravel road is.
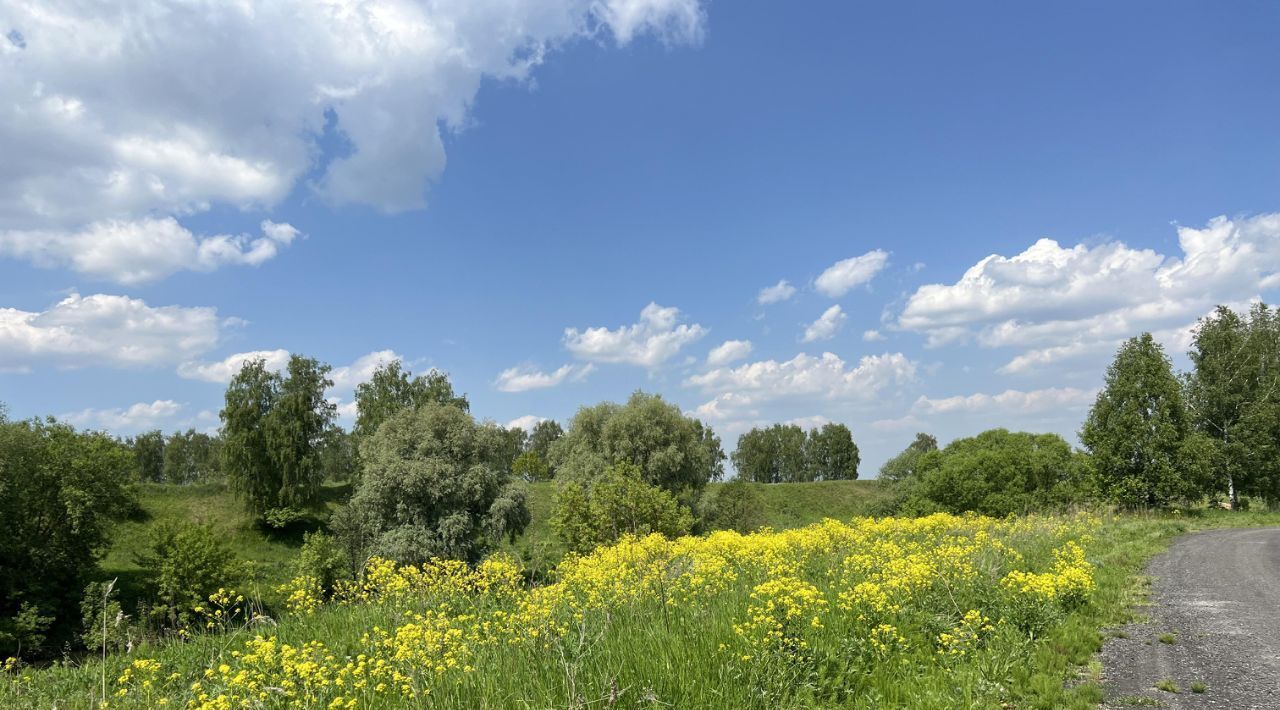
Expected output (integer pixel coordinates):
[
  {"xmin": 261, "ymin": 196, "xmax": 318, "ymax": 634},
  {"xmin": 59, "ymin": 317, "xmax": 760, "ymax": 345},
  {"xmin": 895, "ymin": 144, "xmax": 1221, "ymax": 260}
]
[{"xmin": 1100, "ymin": 527, "xmax": 1280, "ymax": 709}]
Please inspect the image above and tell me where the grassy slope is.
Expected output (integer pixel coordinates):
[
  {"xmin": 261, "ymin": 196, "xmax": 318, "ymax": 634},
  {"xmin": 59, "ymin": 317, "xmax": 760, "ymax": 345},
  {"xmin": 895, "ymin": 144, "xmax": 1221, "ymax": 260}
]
[{"xmin": 100, "ymin": 482, "xmax": 351, "ymax": 609}]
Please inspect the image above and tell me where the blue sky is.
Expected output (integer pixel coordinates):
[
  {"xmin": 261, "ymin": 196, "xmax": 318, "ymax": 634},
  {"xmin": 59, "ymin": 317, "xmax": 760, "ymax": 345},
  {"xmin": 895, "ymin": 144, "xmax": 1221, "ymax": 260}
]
[{"xmin": 2, "ymin": 1, "xmax": 1279, "ymax": 473}]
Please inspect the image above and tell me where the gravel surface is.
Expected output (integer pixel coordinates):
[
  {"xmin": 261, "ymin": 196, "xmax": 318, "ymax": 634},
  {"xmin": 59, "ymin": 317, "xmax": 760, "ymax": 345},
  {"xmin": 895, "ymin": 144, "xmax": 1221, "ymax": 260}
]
[{"xmin": 1100, "ymin": 527, "xmax": 1280, "ymax": 709}]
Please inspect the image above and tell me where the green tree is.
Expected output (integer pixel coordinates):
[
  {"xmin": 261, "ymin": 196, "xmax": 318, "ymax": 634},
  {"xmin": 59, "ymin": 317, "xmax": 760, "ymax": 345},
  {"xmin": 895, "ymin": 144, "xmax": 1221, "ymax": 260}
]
[
  {"xmin": 552, "ymin": 463, "xmax": 694, "ymax": 554},
  {"xmin": 804, "ymin": 422, "xmax": 860, "ymax": 481},
  {"xmin": 550, "ymin": 392, "xmax": 725, "ymax": 501},
  {"xmin": 699, "ymin": 479, "xmax": 767, "ymax": 534},
  {"xmin": 162, "ymin": 429, "xmax": 220, "ymax": 483},
  {"xmin": 221, "ymin": 356, "xmax": 334, "ymax": 519},
  {"xmin": 265, "ymin": 355, "xmax": 336, "ymax": 510},
  {"xmin": 878, "ymin": 433, "xmax": 938, "ymax": 483},
  {"xmin": 344, "ymin": 404, "xmax": 529, "ymax": 564},
  {"xmin": 1082, "ymin": 333, "xmax": 1202, "ymax": 508},
  {"xmin": 513, "ymin": 451, "xmax": 552, "ymax": 482},
  {"xmin": 1186, "ymin": 303, "xmax": 1280, "ymax": 507},
  {"xmin": 731, "ymin": 424, "xmax": 807, "ymax": 483},
  {"xmin": 526, "ymin": 419, "xmax": 564, "ymax": 467},
  {"xmin": 494, "ymin": 426, "xmax": 527, "ymax": 474},
  {"xmin": 317, "ymin": 426, "xmax": 357, "ymax": 482},
  {"xmin": 221, "ymin": 358, "xmax": 278, "ymax": 514},
  {"xmin": 131, "ymin": 429, "xmax": 167, "ymax": 482},
  {"xmin": 0, "ymin": 416, "xmax": 136, "ymax": 656},
  {"xmin": 353, "ymin": 361, "xmax": 469, "ymax": 442},
  {"xmin": 906, "ymin": 429, "xmax": 1092, "ymax": 516}
]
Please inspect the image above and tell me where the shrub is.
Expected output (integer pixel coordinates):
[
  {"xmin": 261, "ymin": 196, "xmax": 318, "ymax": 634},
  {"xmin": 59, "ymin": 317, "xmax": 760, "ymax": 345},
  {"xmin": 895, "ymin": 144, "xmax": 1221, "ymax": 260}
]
[
  {"xmin": 80, "ymin": 581, "xmax": 136, "ymax": 655},
  {"xmin": 699, "ymin": 479, "xmax": 767, "ymax": 533},
  {"xmin": 135, "ymin": 521, "xmax": 240, "ymax": 629},
  {"xmin": 293, "ymin": 531, "xmax": 347, "ymax": 593},
  {"xmin": 552, "ymin": 462, "xmax": 694, "ymax": 554}
]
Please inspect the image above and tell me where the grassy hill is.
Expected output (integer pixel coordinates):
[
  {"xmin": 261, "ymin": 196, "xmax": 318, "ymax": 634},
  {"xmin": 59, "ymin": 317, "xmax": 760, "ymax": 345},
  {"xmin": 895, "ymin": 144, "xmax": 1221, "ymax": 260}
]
[{"xmin": 99, "ymin": 482, "xmax": 351, "ymax": 609}]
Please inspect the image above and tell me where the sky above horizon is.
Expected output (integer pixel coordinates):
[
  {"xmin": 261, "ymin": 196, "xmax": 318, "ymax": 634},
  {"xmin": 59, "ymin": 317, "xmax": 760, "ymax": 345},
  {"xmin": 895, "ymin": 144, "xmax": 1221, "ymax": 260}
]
[{"xmin": 3, "ymin": 0, "xmax": 1279, "ymax": 475}]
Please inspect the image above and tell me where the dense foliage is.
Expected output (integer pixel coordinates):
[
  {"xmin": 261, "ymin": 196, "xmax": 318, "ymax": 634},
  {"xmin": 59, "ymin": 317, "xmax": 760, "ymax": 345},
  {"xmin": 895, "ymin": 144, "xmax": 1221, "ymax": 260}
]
[
  {"xmin": 352, "ymin": 361, "xmax": 470, "ymax": 442},
  {"xmin": 1185, "ymin": 303, "xmax": 1280, "ymax": 506},
  {"xmin": 340, "ymin": 404, "xmax": 530, "ymax": 564},
  {"xmin": 732, "ymin": 422, "xmax": 860, "ymax": 483},
  {"xmin": 0, "ymin": 415, "xmax": 136, "ymax": 656},
  {"xmin": 134, "ymin": 521, "xmax": 241, "ymax": 629},
  {"xmin": 894, "ymin": 429, "xmax": 1092, "ymax": 516},
  {"xmin": 221, "ymin": 355, "xmax": 336, "ymax": 519},
  {"xmin": 1082, "ymin": 334, "xmax": 1207, "ymax": 508},
  {"xmin": 698, "ymin": 478, "xmax": 767, "ymax": 533},
  {"xmin": 878, "ymin": 433, "xmax": 938, "ymax": 483},
  {"xmin": 551, "ymin": 462, "xmax": 694, "ymax": 553},
  {"xmin": 550, "ymin": 392, "xmax": 725, "ymax": 501}
]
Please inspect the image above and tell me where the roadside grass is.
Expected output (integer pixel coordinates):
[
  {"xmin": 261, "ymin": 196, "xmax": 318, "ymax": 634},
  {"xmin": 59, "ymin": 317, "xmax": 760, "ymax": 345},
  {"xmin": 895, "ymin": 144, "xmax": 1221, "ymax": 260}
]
[{"xmin": 11, "ymin": 491, "xmax": 1271, "ymax": 708}]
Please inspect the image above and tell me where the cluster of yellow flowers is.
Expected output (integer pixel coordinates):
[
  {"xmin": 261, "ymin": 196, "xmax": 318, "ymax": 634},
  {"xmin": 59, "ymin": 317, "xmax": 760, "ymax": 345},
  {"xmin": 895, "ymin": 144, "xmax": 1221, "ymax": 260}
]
[{"xmin": 102, "ymin": 512, "xmax": 1096, "ymax": 708}]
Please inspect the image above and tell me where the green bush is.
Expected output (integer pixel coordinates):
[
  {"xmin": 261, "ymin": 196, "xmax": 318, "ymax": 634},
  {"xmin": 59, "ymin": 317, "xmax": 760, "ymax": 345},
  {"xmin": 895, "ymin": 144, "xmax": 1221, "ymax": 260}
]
[
  {"xmin": 293, "ymin": 531, "xmax": 347, "ymax": 593},
  {"xmin": 699, "ymin": 479, "xmax": 767, "ymax": 533},
  {"xmin": 552, "ymin": 462, "xmax": 694, "ymax": 554},
  {"xmin": 80, "ymin": 581, "xmax": 136, "ymax": 655},
  {"xmin": 135, "ymin": 521, "xmax": 241, "ymax": 629}
]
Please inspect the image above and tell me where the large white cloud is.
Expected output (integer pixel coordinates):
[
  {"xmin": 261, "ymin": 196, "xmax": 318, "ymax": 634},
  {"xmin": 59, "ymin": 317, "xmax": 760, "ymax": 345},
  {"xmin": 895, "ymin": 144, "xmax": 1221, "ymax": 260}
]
[
  {"xmin": 0, "ymin": 1, "xmax": 705, "ymax": 280},
  {"xmin": 0, "ymin": 219, "xmax": 299, "ymax": 284},
  {"xmin": 177, "ymin": 349, "xmax": 292, "ymax": 383},
  {"xmin": 0, "ymin": 293, "xmax": 223, "ymax": 370},
  {"xmin": 897, "ymin": 214, "xmax": 1280, "ymax": 370},
  {"xmin": 494, "ymin": 362, "xmax": 594, "ymax": 392},
  {"xmin": 802, "ymin": 305, "xmax": 846, "ymax": 342},
  {"xmin": 814, "ymin": 250, "xmax": 889, "ymax": 298},
  {"xmin": 564, "ymin": 302, "xmax": 706, "ymax": 367},
  {"xmin": 687, "ymin": 351, "xmax": 917, "ymax": 420}
]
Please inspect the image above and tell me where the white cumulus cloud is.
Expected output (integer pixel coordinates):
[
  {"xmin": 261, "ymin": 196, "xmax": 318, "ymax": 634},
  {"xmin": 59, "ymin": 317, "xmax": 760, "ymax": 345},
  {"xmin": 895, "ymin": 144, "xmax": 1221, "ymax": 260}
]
[
  {"xmin": 897, "ymin": 214, "xmax": 1280, "ymax": 370},
  {"xmin": 814, "ymin": 250, "xmax": 889, "ymax": 298},
  {"xmin": 0, "ymin": 293, "xmax": 223, "ymax": 370},
  {"xmin": 802, "ymin": 305, "xmax": 847, "ymax": 342},
  {"xmin": 687, "ymin": 351, "xmax": 917, "ymax": 420},
  {"xmin": 706, "ymin": 339, "xmax": 753, "ymax": 366},
  {"xmin": 177, "ymin": 349, "xmax": 292, "ymax": 383},
  {"xmin": 0, "ymin": 219, "xmax": 298, "ymax": 285},
  {"xmin": 564, "ymin": 303, "xmax": 706, "ymax": 368},
  {"xmin": 757, "ymin": 279, "xmax": 796, "ymax": 305},
  {"xmin": 0, "ymin": 1, "xmax": 705, "ymax": 279},
  {"xmin": 494, "ymin": 363, "xmax": 594, "ymax": 392},
  {"xmin": 911, "ymin": 387, "xmax": 1097, "ymax": 416}
]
